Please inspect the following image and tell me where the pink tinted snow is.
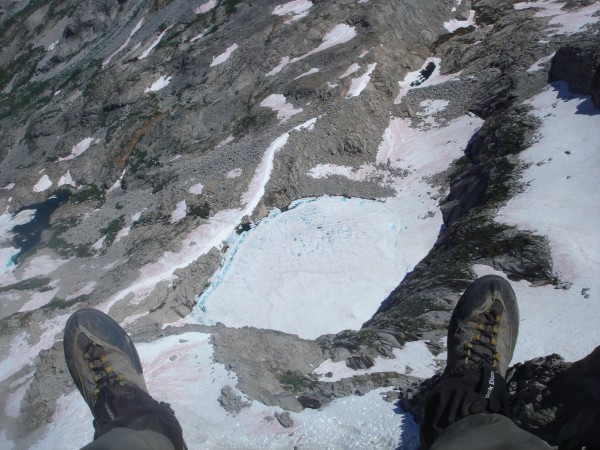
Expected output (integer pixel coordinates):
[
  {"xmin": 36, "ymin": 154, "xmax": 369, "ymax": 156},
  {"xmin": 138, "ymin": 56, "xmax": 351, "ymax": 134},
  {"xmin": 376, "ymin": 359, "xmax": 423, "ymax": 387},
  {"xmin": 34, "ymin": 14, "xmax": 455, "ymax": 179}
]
[
  {"xmin": 307, "ymin": 163, "xmax": 382, "ymax": 182},
  {"xmin": 195, "ymin": 0, "xmax": 217, "ymax": 14},
  {"xmin": 514, "ymin": 0, "xmax": 600, "ymax": 34},
  {"xmin": 188, "ymin": 182, "xmax": 204, "ymax": 194},
  {"xmin": 138, "ymin": 26, "xmax": 172, "ymax": 60},
  {"xmin": 103, "ymin": 18, "xmax": 144, "ymax": 66},
  {"xmin": 526, "ymin": 52, "xmax": 556, "ymax": 73},
  {"xmin": 377, "ymin": 114, "xmax": 483, "ymax": 173},
  {"xmin": 19, "ymin": 285, "xmax": 59, "ymax": 312},
  {"xmin": 0, "ymin": 314, "xmax": 70, "ymax": 384},
  {"xmin": 216, "ymin": 135, "xmax": 234, "ymax": 148},
  {"xmin": 347, "ymin": 62, "xmax": 377, "ymax": 97},
  {"xmin": 33, "ymin": 175, "xmax": 52, "ymax": 192},
  {"xmin": 266, "ymin": 56, "xmax": 291, "ymax": 76},
  {"xmin": 170, "ymin": 200, "xmax": 187, "ymax": 224},
  {"xmin": 227, "ymin": 168, "xmax": 242, "ymax": 178},
  {"xmin": 5, "ymin": 372, "xmax": 34, "ymax": 418},
  {"xmin": 260, "ymin": 94, "xmax": 303, "ymax": 122},
  {"xmin": 495, "ymin": 85, "xmax": 600, "ymax": 362},
  {"xmin": 313, "ymin": 341, "xmax": 442, "ymax": 381},
  {"xmin": 58, "ymin": 171, "xmax": 76, "ymax": 187},
  {"xmin": 273, "ymin": 0, "xmax": 313, "ymax": 16},
  {"xmin": 58, "ymin": 137, "xmax": 95, "ymax": 161},
  {"xmin": 340, "ymin": 62, "xmax": 360, "ymax": 79},
  {"xmin": 266, "ymin": 24, "xmax": 356, "ymax": 76},
  {"xmin": 297, "ymin": 24, "xmax": 356, "ymax": 61},
  {"xmin": 394, "ymin": 58, "xmax": 461, "ymax": 104},
  {"xmin": 444, "ymin": 10, "xmax": 477, "ymax": 32},
  {"xmin": 210, "ymin": 43, "xmax": 238, "ymax": 67},
  {"xmin": 99, "ymin": 118, "xmax": 318, "ymax": 314},
  {"xmin": 295, "ymin": 67, "xmax": 320, "ymax": 79},
  {"xmin": 66, "ymin": 282, "xmax": 97, "ymax": 300},
  {"xmin": 190, "ymin": 28, "xmax": 209, "ymax": 43}
]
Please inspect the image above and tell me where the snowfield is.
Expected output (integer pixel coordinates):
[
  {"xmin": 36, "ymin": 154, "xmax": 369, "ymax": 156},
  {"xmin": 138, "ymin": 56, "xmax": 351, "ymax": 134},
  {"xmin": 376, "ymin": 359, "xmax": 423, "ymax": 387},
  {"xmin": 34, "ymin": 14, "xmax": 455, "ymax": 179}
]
[
  {"xmin": 495, "ymin": 82, "xmax": 600, "ymax": 363},
  {"xmin": 31, "ymin": 332, "xmax": 420, "ymax": 449},
  {"xmin": 3, "ymin": 1, "xmax": 600, "ymax": 448}
]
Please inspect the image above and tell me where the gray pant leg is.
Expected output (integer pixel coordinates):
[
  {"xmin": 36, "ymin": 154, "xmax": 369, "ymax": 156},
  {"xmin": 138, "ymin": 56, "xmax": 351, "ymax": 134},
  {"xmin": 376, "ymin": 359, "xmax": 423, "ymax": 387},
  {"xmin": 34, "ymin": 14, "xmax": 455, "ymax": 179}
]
[
  {"xmin": 431, "ymin": 413, "xmax": 552, "ymax": 450},
  {"xmin": 80, "ymin": 427, "xmax": 175, "ymax": 450}
]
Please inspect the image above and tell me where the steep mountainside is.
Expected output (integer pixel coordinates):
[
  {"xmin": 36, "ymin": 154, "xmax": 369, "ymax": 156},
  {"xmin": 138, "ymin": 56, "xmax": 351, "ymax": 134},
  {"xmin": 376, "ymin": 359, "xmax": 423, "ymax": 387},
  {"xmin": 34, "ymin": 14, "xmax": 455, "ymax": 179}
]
[{"xmin": 0, "ymin": 0, "xmax": 599, "ymax": 448}]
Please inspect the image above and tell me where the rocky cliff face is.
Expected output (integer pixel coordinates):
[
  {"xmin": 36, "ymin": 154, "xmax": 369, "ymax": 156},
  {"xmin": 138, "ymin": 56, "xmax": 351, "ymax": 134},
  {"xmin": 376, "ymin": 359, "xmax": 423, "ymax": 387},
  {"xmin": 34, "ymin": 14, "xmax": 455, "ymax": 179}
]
[{"xmin": 0, "ymin": 0, "xmax": 599, "ymax": 447}]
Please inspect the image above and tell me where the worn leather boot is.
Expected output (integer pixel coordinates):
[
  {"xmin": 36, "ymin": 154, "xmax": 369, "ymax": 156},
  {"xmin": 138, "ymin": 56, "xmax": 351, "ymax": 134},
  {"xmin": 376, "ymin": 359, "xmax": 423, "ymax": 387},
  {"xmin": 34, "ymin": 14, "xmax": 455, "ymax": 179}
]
[{"xmin": 64, "ymin": 308, "xmax": 187, "ymax": 450}]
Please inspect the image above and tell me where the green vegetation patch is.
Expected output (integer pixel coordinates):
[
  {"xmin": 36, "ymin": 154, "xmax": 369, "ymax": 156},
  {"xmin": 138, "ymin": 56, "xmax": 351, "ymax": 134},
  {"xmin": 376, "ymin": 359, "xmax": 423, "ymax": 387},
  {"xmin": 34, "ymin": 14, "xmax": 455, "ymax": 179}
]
[
  {"xmin": 279, "ymin": 371, "xmax": 318, "ymax": 393},
  {"xmin": 223, "ymin": 0, "xmax": 244, "ymax": 15},
  {"xmin": 43, "ymin": 294, "xmax": 90, "ymax": 310},
  {"xmin": 189, "ymin": 202, "xmax": 210, "ymax": 219},
  {"xmin": 127, "ymin": 148, "xmax": 161, "ymax": 174},
  {"xmin": 0, "ymin": 277, "xmax": 51, "ymax": 293},
  {"xmin": 47, "ymin": 216, "xmax": 95, "ymax": 258},
  {"xmin": 71, "ymin": 185, "xmax": 106, "ymax": 205},
  {"xmin": 100, "ymin": 215, "xmax": 126, "ymax": 247}
]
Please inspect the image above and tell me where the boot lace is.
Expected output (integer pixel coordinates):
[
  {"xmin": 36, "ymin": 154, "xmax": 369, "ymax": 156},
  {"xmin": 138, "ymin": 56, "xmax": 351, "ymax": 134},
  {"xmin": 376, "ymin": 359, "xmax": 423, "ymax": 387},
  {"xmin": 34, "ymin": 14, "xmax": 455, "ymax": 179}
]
[
  {"xmin": 83, "ymin": 341, "xmax": 127, "ymax": 400},
  {"xmin": 462, "ymin": 300, "xmax": 503, "ymax": 369}
]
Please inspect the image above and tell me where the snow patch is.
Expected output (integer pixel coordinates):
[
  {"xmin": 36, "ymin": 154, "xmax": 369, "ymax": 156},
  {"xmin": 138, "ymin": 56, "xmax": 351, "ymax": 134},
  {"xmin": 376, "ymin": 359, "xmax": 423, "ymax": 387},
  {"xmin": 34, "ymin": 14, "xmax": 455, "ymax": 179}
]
[
  {"xmin": 266, "ymin": 56, "xmax": 291, "ymax": 76},
  {"xmin": 307, "ymin": 163, "xmax": 384, "ymax": 182},
  {"xmin": 170, "ymin": 200, "xmax": 187, "ymax": 224},
  {"xmin": 33, "ymin": 175, "xmax": 52, "ymax": 193},
  {"xmin": 92, "ymin": 235, "xmax": 106, "ymax": 251},
  {"xmin": 144, "ymin": 75, "xmax": 172, "ymax": 93},
  {"xmin": 195, "ymin": 0, "xmax": 217, "ymax": 14},
  {"xmin": 0, "ymin": 314, "xmax": 70, "ymax": 384},
  {"xmin": 1, "ymin": 183, "xmax": 15, "ymax": 190},
  {"xmin": 227, "ymin": 168, "xmax": 242, "ymax": 178},
  {"xmin": 99, "ymin": 118, "xmax": 320, "ymax": 316},
  {"xmin": 58, "ymin": 137, "xmax": 94, "ymax": 161},
  {"xmin": 138, "ymin": 26, "xmax": 172, "ymax": 60},
  {"xmin": 190, "ymin": 28, "xmax": 209, "ymax": 43},
  {"xmin": 526, "ymin": 52, "xmax": 556, "ymax": 73},
  {"xmin": 216, "ymin": 135, "xmax": 234, "ymax": 148},
  {"xmin": 19, "ymin": 284, "xmax": 59, "ymax": 312},
  {"xmin": 188, "ymin": 182, "xmax": 204, "ymax": 194},
  {"xmin": 377, "ymin": 113, "xmax": 482, "ymax": 169},
  {"xmin": 295, "ymin": 67, "xmax": 320, "ymax": 79},
  {"xmin": 32, "ymin": 332, "xmax": 418, "ymax": 449},
  {"xmin": 340, "ymin": 62, "xmax": 360, "ymax": 79},
  {"xmin": 418, "ymin": 99, "xmax": 450, "ymax": 126},
  {"xmin": 347, "ymin": 62, "xmax": 377, "ymax": 98},
  {"xmin": 66, "ymin": 282, "xmax": 96, "ymax": 300},
  {"xmin": 21, "ymin": 254, "xmax": 68, "ymax": 279},
  {"xmin": 210, "ymin": 43, "xmax": 238, "ymax": 67},
  {"xmin": 296, "ymin": 24, "xmax": 356, "ymax": 61},
  {"xmin": 5, "ymin": 372, "xmax": 34, "ymax": 418},
  {"xmin": 103, "ymin": 18, "xmax": 144, "ymax": 66},
  {"xmin": 444, "ymin": 9, "xmax": 477, "ymax": 32},
  {"xmin": 260, "ymin": 93, "xmax": 303, "ymax": 122},
  {"xmin": 395, "ymin": 58, "xmax": 460, "ymax": 104},
  {"xmin": 273, "ymin": 0, "xmax": 313, "ymax": 23},
  {"xmin": 314, "ymin": 341, "xmax": 444, "ymax": 381},
  {"xmin": 266, "ymin": 24, "xmax": 356, "ymax": 76},
  {"xmin": 120, "ymin": 311, "xmax": 150, "ymax": 327},
  {"xmin": 514, "ymin": 0, "xmax": 600, "ymax": 35},
  {"xmin": 494, "ymin": 82, "xmax": 600, "ymax": 362},
  {"xmin": 58, "ymin": 171, "xmax": 76, "ymax": 187}
]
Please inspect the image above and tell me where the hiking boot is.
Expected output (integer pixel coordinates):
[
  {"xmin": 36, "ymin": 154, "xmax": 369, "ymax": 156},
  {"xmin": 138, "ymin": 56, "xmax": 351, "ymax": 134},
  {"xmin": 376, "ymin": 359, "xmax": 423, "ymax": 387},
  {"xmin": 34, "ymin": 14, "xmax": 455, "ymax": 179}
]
[
  {"xmin": 446, "ymin": 275, "xmax": 519, "ymax": 377},
  {"xmin": 64, "ymin": 308, "xmax": 148, "ymax": 406},
  {"xmin": 64, "ymin": 308, "xmax": 186, "ymax": 449}
]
